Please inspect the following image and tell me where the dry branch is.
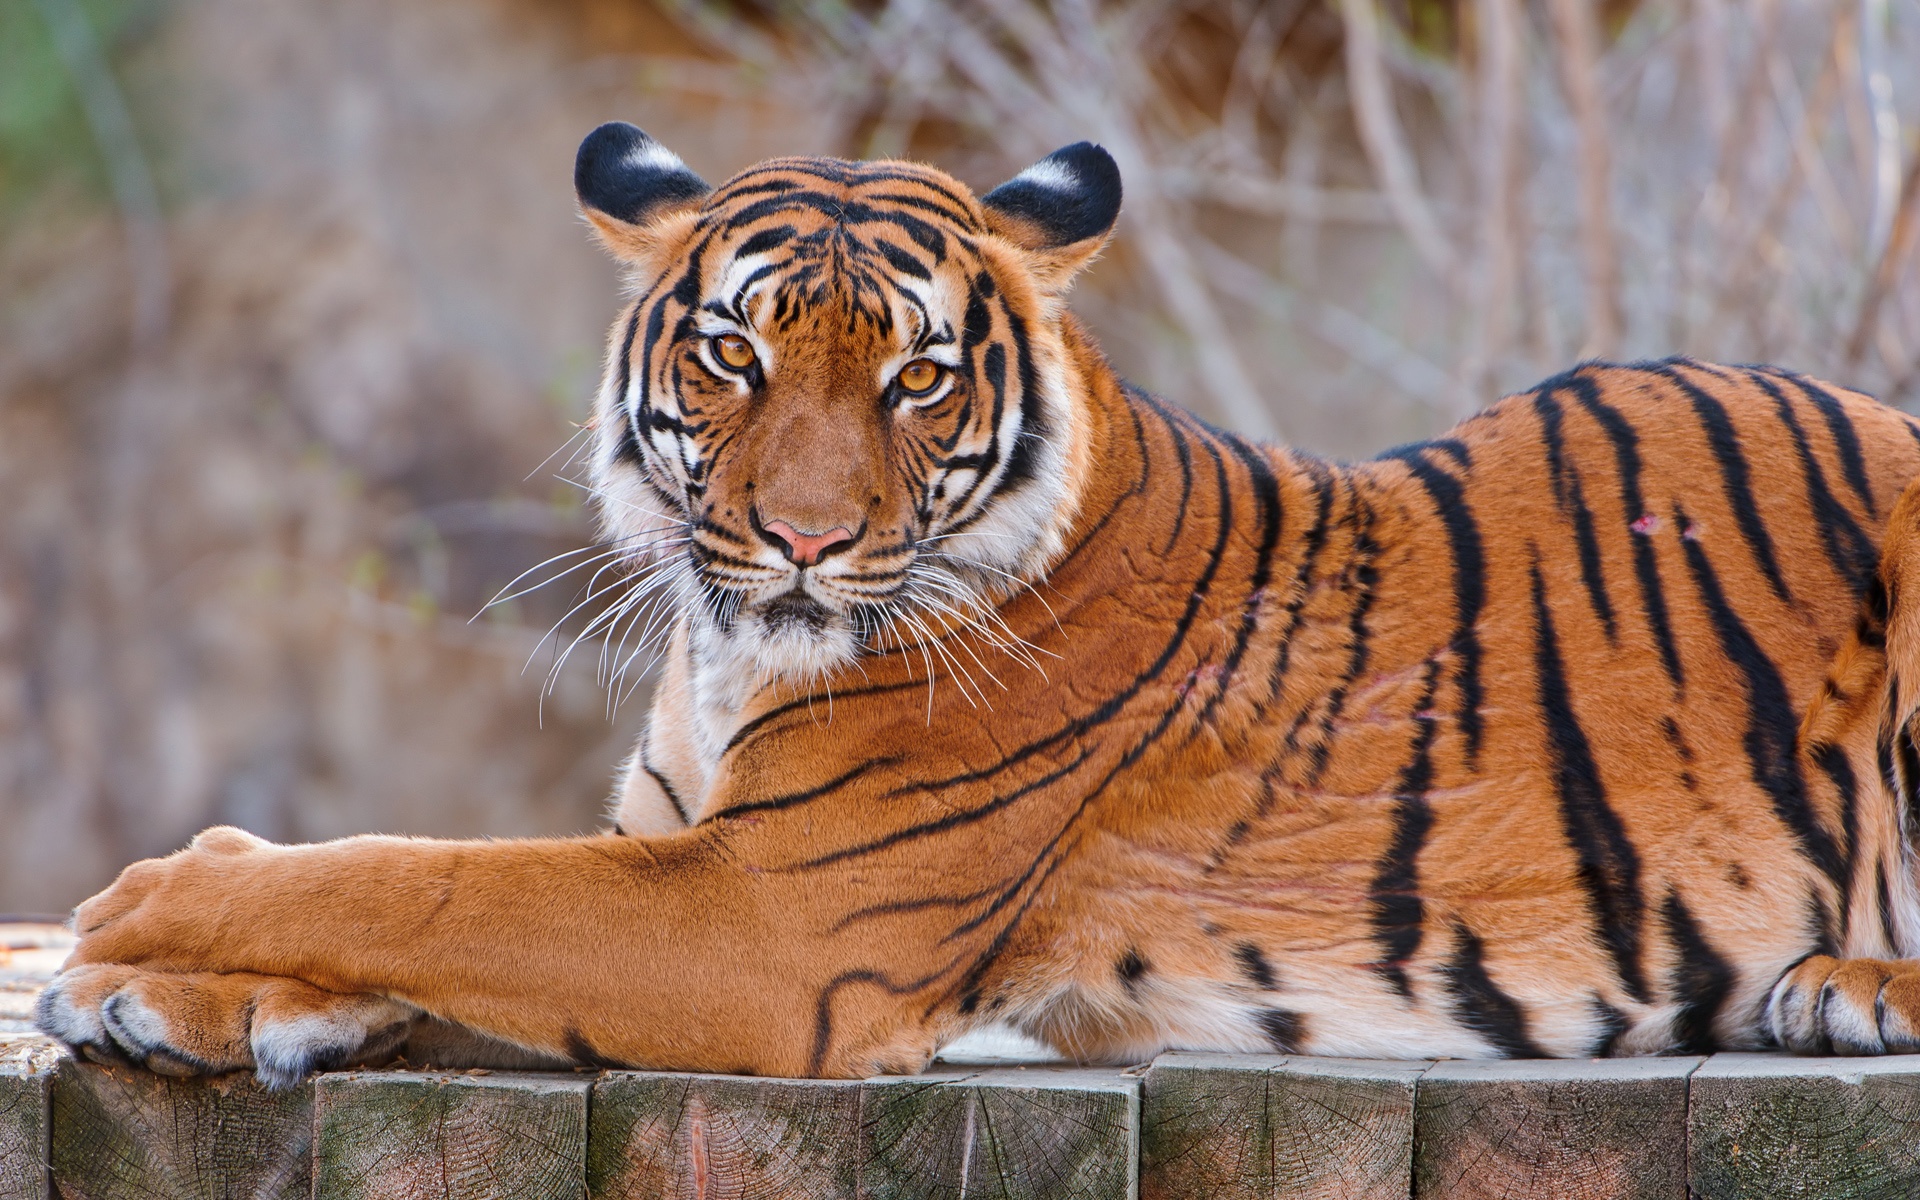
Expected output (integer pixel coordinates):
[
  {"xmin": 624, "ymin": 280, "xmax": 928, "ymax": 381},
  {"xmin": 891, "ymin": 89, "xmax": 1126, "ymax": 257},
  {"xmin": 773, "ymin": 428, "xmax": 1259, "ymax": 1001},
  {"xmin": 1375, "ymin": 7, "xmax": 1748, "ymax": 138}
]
[{"xmin": 1336, "ymin": 0, "xmax": 1462, "ymax": 288}]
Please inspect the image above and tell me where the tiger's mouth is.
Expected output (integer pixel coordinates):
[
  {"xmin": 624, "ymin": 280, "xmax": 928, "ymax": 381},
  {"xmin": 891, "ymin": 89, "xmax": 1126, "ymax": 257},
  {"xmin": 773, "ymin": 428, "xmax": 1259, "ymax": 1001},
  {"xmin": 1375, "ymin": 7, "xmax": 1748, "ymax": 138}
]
[{"xmin": 756, "ymin": 590, "xmax": 833, "ymax": 632}]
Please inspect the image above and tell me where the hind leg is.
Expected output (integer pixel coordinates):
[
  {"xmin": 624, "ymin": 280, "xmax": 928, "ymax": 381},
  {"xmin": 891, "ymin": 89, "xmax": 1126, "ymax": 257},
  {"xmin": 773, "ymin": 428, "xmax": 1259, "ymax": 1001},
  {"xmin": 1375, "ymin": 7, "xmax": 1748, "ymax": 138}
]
[
  {"xmin": 1766, "ymin": 956, "xmax": 1920, "ymax": 1054},
  {"xmin": 37, "ymin": 964, "xmax": 418, "ymax": 1088}
]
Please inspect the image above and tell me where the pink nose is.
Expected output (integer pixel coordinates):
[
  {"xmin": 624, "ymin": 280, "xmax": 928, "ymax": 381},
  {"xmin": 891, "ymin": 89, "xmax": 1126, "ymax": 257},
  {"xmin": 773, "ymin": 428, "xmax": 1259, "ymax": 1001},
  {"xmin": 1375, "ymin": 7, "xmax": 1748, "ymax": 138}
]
[{"xmin": 761, "ymin": 519, "xmax": 856, "ymax": 566}]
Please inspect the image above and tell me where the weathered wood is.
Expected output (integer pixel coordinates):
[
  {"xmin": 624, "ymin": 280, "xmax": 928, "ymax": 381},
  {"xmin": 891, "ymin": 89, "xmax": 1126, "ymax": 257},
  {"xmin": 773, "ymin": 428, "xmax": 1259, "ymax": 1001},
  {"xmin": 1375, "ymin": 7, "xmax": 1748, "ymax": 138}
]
[
  {"xmin": 588, "ymin": 1072, "xmax": 861, "ymax": 1199},
  {"xmin": 1415, "ymin": 1056, "xmax": 1699, "ymax": 1200},
  {"xmin": 50, "ymin": 1059, "xmax": 311, "ymax": 1200},
  {"xmin": 0, "ymin": 1038, "xmax": 59, "ymax": 1200},
  {"xmin": 1689, "ymin": 1052, "xmax": 1920, "ymax": 1200},
  {"xmin": 1140, "ymin": 1053, "xmax": 1421, "ymax": 1200},
  {"xmin": 860, "ymin": 1066, "xmax": 1139, "ymax": 1200},
  {"xmin": 0, "ymin": 928, "xmax": 72, "ymax": 1041},
  {"xmin": 314, "ymin": 1069, "xmax": 590, "ymax": 1200}
]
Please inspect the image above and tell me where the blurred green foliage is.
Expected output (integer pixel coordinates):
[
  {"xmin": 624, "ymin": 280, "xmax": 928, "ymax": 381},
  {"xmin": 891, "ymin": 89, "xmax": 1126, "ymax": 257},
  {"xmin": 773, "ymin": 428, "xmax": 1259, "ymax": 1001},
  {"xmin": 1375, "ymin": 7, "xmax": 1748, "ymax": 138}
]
[{"xmin": 0, "ymin": 0, "xmax": 156, "ymax": 215}]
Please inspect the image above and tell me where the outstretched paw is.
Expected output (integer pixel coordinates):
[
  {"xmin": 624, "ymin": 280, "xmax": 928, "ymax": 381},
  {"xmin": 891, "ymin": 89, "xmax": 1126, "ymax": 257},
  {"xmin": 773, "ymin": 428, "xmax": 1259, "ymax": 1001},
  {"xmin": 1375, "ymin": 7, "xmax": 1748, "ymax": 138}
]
[
  {"xmin": 36, "ymin": 965, "xmax": 418, "ymax": 1089},
  {"xmin": 1766, "ymin": 955, "xmax": 1920, "ymax": 1055}
]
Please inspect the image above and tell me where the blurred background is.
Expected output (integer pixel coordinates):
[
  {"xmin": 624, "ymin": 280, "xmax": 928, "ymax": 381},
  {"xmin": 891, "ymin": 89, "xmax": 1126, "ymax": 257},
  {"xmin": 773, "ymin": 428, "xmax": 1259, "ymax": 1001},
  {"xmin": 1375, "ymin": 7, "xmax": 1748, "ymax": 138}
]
[{"xmin": 1, "ymin": 0, "xmax": 1916, "ymax": 913}]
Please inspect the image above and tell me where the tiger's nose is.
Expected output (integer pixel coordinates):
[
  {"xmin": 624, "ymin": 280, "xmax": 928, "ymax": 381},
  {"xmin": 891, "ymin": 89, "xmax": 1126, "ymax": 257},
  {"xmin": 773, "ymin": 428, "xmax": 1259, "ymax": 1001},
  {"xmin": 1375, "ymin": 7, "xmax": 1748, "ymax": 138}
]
[{"xmin": 759, "ymin": 518, "xmax": 857, "ymax": 567}]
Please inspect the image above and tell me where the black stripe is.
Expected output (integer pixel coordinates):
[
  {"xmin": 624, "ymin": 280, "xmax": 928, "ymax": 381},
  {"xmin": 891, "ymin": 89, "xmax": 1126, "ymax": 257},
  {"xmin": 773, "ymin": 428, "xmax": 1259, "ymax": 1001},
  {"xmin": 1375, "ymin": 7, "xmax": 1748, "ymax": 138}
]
[
  {"xmin": 563, "ymin": 1027, "xmax": 624, "ymax": 1070},
  {"xmin": 1298, "ymin": 503, "xmax": 1382, "ymax": 783},
  {"xmin": 1804, "ymin": 887, "xmax": 1839, "ymax": 958},
  {"xmin": 1812, "ymin": 742, "xmax": 1861, "ymax": 914},
  {"xmin": 1234, "ymin": 942, "xmax": 1277, "ymax": 989},
  {"xmin": 733, "ymin": 225, "xmax": 795, "ymax": 257},
  {"xmin": 1378, "ymin": 445, "xmax": 1486, "ymax": 764},
  {"xmin": 1677, "ymin": 510, "xmax": 1848, "ymax": 890},
  {"xmin": 873, "ymin": 238, "xmax": 932, "ymax": 279},
  {"xmin": 1158, "ymin": 397, "xmax": 1197, "ymax": 555},
  {"xmin": 710, "ymin": 759, "xmax": 895, "ymax": 820},
  {"xmin": 1560, "ymin": 374, "xmax": 1686, "ymax": 690},
  {"xmin": 1879, "ymin": 859, "xmax": 1900, "ymax": 954},
  {"xmin": 614, "ymin": 309, "xmax": 645, "ymax": 462},
  {"xmin": 1651, "ymin": 363, "xmax": 1794, "ymax": 605},
  {"xmin": 1898, "ymin": 725, "xmax": 1920, "ymax": 850},
  {"xmin": 1441, "ymin": 920, "xmax": 1547, "ymax": 1057},
  {"xmin": 640, "ymin": 745, "xmax": 691, "ymax": 826},
  {"xmin": 1766, "ymin": 368, "xmax": 1877, "ymax": 517},
  {"xmin": 1660, "ymin": 891, "xmax": 1734, "ymax": 1053},
  {"xmin": 1369, "ymin": 658, "xmax": 1443, "ymax": 997},
  {"xmin": 1265, "ymin": 458, "xmax": 1338, "ymax": 703},
  {"xmin": 722, "ymin": 680, "xmax": 929, "ymax": 756},
  {"xmin": 1534, "ymin": 388, "xmax": 1618, "ymax": 641},
  {"xmin": 1194, "ymin": 428, "xmax": 1285, "ymax": 728},
  {"xmin": 1748, "ymin": 371, "xmax": 1877, "ymax": 593},
  {"xmin": 1531, "ymin": 558, "xmax": 1651, "ymax": 1003},
  {"xmin": 1588, "ymin": 996, "xmax": 1631, "ymax": 1056},
  {"xmin": 829, "ymin": 880, "xmax": 1005, "ymax": 933},
  {"xmin": 1254, "ymin": 1009, "xmax": 1306, "ymax": 1052}
]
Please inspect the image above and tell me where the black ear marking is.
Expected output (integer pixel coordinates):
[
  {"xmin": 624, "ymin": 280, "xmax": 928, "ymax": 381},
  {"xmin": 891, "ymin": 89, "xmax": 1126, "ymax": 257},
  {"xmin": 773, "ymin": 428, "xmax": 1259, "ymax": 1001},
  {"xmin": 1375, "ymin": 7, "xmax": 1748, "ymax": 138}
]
[
  {"xmin": 575, "ymin": 121, "xmax": 710, "ymax": 227},
  {"xmin": 982, "ymin": 142, "xmax": 1122, "ymax": 249}
]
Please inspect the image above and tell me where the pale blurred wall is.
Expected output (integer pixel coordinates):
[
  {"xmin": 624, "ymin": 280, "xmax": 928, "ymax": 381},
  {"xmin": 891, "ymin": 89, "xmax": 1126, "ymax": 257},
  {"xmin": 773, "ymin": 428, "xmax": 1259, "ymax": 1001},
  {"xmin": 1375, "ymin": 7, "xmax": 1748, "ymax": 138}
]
[
  {"xmin": 0, "ymin": 0, "xmax": 813, "ymax": 910},
  {"xmin": 4, "ymin": 0, "xmax": 1917, "ymax": 912}
]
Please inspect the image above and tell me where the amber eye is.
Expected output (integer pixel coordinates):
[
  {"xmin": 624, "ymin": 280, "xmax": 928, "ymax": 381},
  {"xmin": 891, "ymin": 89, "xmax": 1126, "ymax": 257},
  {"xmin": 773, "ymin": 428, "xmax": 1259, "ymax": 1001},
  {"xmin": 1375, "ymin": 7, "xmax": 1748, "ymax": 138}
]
[
  {"xmin": 711, "ymin": 334, "xmax": 757, "ymax": 371},
  {"xmin": 896, "ymin": 358, "xmax": 944, "ymax": 396}
]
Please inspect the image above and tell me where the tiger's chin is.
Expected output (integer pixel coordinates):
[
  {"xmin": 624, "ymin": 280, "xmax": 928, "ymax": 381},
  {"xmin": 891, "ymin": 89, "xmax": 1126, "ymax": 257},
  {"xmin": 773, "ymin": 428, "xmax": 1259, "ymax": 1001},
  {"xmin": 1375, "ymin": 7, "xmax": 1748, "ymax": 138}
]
[{"xmin": 731, "ymin": 591, "xmax": 865, "ymax": 687}]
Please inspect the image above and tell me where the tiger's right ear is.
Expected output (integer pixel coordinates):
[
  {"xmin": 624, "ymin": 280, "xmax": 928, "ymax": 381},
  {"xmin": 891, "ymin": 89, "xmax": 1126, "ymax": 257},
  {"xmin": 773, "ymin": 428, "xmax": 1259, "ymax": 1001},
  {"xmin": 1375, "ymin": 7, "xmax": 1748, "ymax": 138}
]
[
  {"xmin": 981, "ymin": 142, "xmax": 1122, "ymax": 295},
  {"xmin": 574, "ymin": 122, "xmax": 710, "ymax": 263}
]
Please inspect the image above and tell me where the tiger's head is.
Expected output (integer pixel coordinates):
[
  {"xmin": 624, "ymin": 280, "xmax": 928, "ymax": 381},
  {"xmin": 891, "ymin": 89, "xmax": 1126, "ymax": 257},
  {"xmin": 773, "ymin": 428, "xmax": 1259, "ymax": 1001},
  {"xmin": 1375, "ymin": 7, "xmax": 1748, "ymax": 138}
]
[{"xmin": 577, "ymin": 124, "xmax": 1121, "ymax": 690}]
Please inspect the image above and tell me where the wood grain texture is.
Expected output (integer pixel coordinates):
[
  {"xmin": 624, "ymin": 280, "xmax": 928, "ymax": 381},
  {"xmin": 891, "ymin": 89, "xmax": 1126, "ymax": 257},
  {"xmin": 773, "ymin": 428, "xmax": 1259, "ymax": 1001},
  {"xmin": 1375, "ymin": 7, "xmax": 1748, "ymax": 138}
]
[
  {"xmin": 860, "ymin": 1067, "xmax": 1139, "ymax": 1200},
  {"xmin": 1140, "ymin": 1053, "xmax": 1422, "ymax": 1200},
  {"xmin": 0, "ymin": 1039, "xmax": 59, "ymax": 1200},
  {"xmin": 49, "ymin": 1059, "xmax": 311, "ymax": 1200},
  {"xmin": 588, "ymin": 1072, "xmax": 861, "ymax": 1199},
  {"xmin": 1415, "ymin": 1057, "xmax": 1699, "ymax": 1200},
  {"xmin": 1689, "ymin": 1053, "xmax": 1920, "ymax": 1200},
  {"xmin": 314, "ymin": 1070, "xmax": 590, "ymax": 1200}
]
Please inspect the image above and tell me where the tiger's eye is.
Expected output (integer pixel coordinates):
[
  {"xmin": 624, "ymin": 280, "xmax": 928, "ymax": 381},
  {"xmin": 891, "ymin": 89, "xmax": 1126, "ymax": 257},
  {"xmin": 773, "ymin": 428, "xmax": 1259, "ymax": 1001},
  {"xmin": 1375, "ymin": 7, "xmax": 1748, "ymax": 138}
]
[
  {"xmin": 712, "ymin": 334, "xmax": 757, "ymax": 371},
  {"xmin": 897, "ymin": 359, "xmax": 943, "ymax": 395}
]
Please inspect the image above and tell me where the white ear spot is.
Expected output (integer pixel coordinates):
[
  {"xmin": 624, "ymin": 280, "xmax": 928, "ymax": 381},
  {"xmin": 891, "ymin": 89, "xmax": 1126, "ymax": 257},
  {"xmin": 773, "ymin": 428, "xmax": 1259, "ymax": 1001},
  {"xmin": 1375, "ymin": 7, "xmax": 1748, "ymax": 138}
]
[
  {"xmin": 1008, "ymin": 159, "xmax": 1079, "ymax": 193},
  {"xmin": 625, "ymin": 139, "xmax": 690, "ymax": 175}
]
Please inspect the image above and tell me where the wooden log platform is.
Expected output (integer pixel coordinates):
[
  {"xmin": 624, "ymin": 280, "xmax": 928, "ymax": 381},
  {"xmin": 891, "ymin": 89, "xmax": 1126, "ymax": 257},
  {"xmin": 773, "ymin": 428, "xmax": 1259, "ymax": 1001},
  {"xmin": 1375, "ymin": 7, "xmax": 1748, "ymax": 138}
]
[
  {"xmin": 1, "ymin": 1036, "xmax": 1920, "ymax": 1197},
  {"xmin": 11, "ymin": 922, "xmax": 1920, "ymax": 1200}
]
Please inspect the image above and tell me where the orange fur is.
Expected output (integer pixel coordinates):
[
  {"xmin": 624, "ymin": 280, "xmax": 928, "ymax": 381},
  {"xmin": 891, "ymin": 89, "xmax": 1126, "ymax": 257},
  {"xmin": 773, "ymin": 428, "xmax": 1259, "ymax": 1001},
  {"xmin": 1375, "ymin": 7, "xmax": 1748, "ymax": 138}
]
[{"xmin": 40, "ymin": 144, "xmax": 1920, "ymax": 1083}]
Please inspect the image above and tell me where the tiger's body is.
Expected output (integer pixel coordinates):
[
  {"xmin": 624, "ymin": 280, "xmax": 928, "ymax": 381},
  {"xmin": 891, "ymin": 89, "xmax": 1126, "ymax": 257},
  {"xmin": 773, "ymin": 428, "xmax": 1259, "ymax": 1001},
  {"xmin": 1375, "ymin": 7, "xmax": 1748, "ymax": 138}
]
[{"xmin": 37, "ymin": 132, "xmax": 1920, "ymax": 1085}]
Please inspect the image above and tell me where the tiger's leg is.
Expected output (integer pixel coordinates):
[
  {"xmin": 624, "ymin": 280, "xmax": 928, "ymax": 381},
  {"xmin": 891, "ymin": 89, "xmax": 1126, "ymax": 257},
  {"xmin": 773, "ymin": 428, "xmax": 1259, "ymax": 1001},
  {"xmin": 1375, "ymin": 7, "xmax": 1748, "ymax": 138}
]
[
  {"xmin": 37, "ymin": 963, "xmax": 418, "ymax": 1088},
  {"xmin": 45, "ymin": 824, "xmax": 947, "ymax": 1077},
  {"xmin": 1766, "ymin": 476, "xmax": 1920, "ymax": 1055},
  {"xmin": 1766, "ymin": 957, "xmax": 1920, "ymax": 1054}
]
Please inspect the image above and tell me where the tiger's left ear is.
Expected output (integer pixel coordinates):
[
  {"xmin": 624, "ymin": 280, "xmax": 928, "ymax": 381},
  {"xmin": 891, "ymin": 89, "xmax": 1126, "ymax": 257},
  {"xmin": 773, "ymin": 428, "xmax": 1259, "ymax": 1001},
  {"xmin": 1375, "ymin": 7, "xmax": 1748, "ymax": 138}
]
[
  {"xmin": 981, "ymin": 142, "xmax": 1122, "ymax": 295},
  {"xmin": 575, "ymin": 122, "xmax": 711, "ymax": 265}
]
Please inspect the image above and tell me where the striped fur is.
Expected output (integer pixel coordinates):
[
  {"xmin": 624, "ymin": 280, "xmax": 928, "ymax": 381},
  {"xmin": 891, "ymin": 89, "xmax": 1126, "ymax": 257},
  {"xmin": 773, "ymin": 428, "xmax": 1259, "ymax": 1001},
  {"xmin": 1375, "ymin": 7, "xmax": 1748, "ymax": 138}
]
[{"xmin": 39, "ymin": 141, "xmax": 1920, "ymax": 1085}]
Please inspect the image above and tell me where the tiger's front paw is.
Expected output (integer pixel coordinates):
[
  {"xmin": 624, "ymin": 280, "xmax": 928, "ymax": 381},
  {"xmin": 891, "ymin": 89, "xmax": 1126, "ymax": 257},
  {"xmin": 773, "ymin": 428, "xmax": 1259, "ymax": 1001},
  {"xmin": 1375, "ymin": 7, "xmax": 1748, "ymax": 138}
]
[
  {"xmin": 36, "ymin": 964, "xmax": 418, "ymax": 1089},
  {"xmin": 67, "ymin": 826, "xmax": 276, "ymax": 971},
  {"xmin": 1766, "ymin": 955, "xmax": 1920, "ymax": 1055}
]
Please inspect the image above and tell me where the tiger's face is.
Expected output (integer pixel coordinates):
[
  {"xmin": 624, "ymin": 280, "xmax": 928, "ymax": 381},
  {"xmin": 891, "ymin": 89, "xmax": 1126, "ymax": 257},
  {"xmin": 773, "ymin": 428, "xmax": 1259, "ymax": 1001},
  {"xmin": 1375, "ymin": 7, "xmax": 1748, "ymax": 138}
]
[{"xmin": 576, "ymin": 126, "xmax": 1122, "ymax": 687}]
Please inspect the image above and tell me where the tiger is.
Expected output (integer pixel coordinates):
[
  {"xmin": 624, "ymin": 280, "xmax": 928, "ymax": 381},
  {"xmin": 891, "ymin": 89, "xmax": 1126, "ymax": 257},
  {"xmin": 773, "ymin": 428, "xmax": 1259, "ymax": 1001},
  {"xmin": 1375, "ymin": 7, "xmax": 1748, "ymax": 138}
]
[{"xmin": 35, "ymin": 124, "xmax": 1920, "ymax": 1090}]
